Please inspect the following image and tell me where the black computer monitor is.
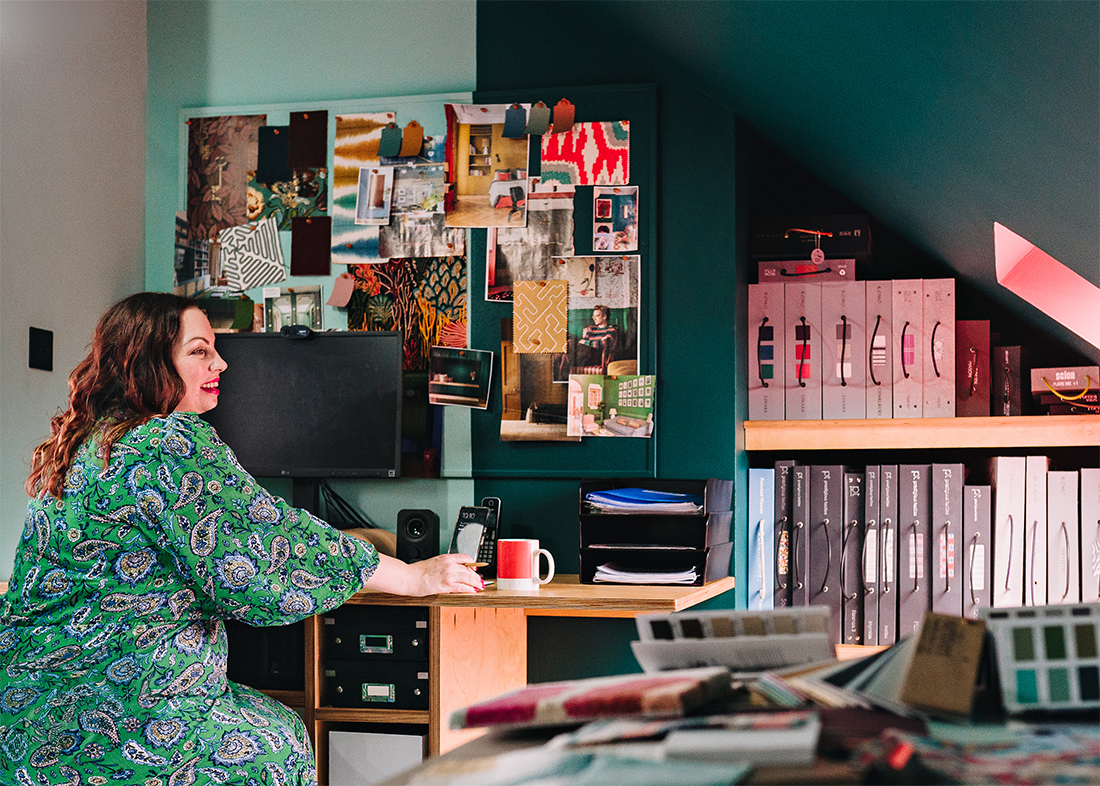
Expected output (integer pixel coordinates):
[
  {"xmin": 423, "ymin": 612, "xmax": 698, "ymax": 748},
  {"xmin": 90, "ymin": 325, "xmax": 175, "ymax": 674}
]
[{"xmin": 201, "ymin": 330, "xmax": 403, "ymax": 482}]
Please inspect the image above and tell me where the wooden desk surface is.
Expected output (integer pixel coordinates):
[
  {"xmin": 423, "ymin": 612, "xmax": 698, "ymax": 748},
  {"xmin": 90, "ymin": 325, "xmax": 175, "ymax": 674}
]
[{"xmin": 342, "ymin": 574, "xmax": 735, "ymax": 617}]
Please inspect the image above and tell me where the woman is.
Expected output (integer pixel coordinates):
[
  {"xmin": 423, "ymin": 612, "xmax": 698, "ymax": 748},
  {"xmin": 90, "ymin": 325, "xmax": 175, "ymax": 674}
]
[
  {"xmin": 554, "ymin": 304, "xmax": 619, "ymax": 379},
  {"xmin": 0, "ymin": 292, "xmax": 480, "ymax": 784}
]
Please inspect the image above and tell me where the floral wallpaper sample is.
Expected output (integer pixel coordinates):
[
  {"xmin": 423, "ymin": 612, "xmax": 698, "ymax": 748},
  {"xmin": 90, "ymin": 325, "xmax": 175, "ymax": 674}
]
[{"xmin": 187, "ymin": 114, "xmax": 266, "ymax": 241}]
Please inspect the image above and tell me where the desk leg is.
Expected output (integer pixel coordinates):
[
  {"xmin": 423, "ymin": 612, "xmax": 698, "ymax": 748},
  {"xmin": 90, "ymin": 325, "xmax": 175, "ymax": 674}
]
[{"xmin": 431, "ymin": 606, "xmax": 526, "ymax": 755}]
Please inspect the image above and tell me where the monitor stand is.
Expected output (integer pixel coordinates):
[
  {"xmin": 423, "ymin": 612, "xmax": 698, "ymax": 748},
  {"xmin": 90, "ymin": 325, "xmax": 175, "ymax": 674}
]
[{"xmin": 292, "ymin": 477, "xmax": 322, "ymax": 516}]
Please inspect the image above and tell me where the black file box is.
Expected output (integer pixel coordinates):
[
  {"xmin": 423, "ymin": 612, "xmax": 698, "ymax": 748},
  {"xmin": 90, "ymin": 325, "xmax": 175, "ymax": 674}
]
[
  {"xmin": 322, "ymin": 605, "xmax": 429, "ymax": 662},
  {"xmin": 325, "ymin": 659, "xmax": 429, "ymax": 710}
]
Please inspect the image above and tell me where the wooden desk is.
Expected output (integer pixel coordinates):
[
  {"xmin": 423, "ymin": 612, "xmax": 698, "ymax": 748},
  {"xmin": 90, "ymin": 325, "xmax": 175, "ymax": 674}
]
[{"xmin": 308, "ymin": 575, "xmax": 733, "ymax": 783}]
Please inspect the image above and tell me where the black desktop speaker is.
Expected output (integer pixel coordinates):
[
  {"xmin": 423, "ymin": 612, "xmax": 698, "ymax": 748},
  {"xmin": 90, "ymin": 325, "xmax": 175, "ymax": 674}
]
[{"xmin": 396, "ymin": 509, "xmax": 439, "ymax": 563}]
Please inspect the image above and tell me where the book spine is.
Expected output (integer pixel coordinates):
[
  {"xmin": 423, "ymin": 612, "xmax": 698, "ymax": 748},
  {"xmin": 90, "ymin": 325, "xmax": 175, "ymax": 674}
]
[
  {"xmin": 1082, "ymin": 468, "xmax": 1100, "ymax": 604},
  {"xmin": 955, "ymin": 320, "xmax": 990, "ymax": 417},
  {"xmin": 790, "ymin": 464, "xmax": 811, "ymax": 606},
  {"xmin": 897, "ymin": 464, "xmax": 931, "ymax": 639},
  {"xmin": 748, "ymin": 283, "xmax": 786, "ymax": 420},
  {"xmin": 773, "ymin": 460, "xmax": 796, "ymax": 607},
  {"xmin": 891, "ymin": 280, "xmax": 923, "ymax": 418},
  {"xmin": 748, "ymin": 468, "xmax": 776, "ymax": 610},
  {"xmin": 842, "ymin": 471, "xmax": 865, "ymax": 644},
  {"xmin": 1024, "ymin": 455, "xmax": 1051, "ymax": 606},
  {"xmin": 821, "ymin": 282, "xmax": 867, "ymax": 419},
  {"xmin": 863, "ymin": 465, "xmax": 881, "ymax": 645},
  {"xmin": 992, "ymin": 346, "xmax": 1023, "ymax": 416},
  {"xmin": 879, "ymin": 465, "xmax": 899, "ymax": 644},
  {"xmin": 1047, "ymin": 471, "xmax": 1080, "ymax": 605},
  {"xmin": 864, "ymin": 281, "xmax": 893, "ymax": 419},
  {"xmin": 962, "ymin": 485, "xmax": 992, "ymax": 619},
  {"xmin": 809, "ymin": 465, "xmax": 845, "ymax": 644},
  {"xmin": 784, "ymin": 283, "xmax": 823, "ymax": 420},
  {"xmin": 990, "ymin": 456, "xmax": 1026, "ymax": 607},
  {"xmin": 931, "ymin": 463, "xmax": 965, "ymax": 616},
  {"xmin": 922, "ymin": 279, "xmax": 955, "ymax": 417}
]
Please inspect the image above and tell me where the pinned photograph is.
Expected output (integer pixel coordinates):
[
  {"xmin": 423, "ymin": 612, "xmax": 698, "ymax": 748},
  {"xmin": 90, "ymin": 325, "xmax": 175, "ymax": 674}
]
[
  {"xmin": 567, "ymin": 374, "xmax": 656, "ymax": 438},
  {"xmin": 428, "ymin": 347, "xmax": 493, "ymax": 410},
  {"xmin": 499, "ymin": 319, "xmax": 579, "ymax": 443},
  {"xmin": 553, "ymin": 256, "xmax": 641, "ymax": 382},
  {"xmin": 593, "ymin": 186, "xmax": 639, "ymax": 252},
  {"xmin": 355, "ymin": 166, "xmax": 394, "ymax": 225},
  {"xmin": 486, "ymin": 177, "xmax": 574, "ymax": 301},
  {"xmin": 445, "ymin": 103, "xmax": 531, "ymax": 228}
]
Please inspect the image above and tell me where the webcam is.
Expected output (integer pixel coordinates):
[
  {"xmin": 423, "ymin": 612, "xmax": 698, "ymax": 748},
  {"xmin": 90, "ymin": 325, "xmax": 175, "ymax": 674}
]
[{"xmin": 281, "ymin": 325, "xmax": 313, "ymax": 339}]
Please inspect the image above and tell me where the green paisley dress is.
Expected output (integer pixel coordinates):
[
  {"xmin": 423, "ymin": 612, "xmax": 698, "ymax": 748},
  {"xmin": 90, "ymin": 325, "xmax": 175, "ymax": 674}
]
[{"xmin": 0, "ymin": 413, "xmax": 379, "ymax": 785}]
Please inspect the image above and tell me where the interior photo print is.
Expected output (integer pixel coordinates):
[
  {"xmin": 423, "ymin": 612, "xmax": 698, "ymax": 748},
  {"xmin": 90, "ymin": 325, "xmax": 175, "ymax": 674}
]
[
  {"xmin": 552, "ymin": 255, "xmax": 640, "ymax": 382},
  {"xmin": 445, "ymin": 103, "xmax": 531, "ymax": 229},
  {"xmin": 428, "ymin": 346, "xmax": 493, "ymax": 410}
]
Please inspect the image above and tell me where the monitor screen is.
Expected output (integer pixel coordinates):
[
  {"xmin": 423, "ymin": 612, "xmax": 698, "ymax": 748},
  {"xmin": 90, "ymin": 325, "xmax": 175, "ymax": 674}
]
[{"xmin": 201, "ymin": 331, "xmax": 403, "ymax": 479}]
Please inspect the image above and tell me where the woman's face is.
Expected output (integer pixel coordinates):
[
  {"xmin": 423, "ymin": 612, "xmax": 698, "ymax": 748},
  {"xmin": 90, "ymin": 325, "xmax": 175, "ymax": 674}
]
[
  {"xmin": 592, "ymin": 308, "xmax": 608, "ymax": 327},
  {"xmin": 173, "ymin": 308, "xmax": 227, "ymax": 414}
]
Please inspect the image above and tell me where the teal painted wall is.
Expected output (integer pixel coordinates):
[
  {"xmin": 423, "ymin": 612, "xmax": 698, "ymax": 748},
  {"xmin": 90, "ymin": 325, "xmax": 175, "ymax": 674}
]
[
  {"xmin": 580, "ymin": 0, "xmax": 1100, "ymax": 365},
  {"xmin": 475, "ymin": 0, "xmax": 1099, "ymax": 680},
  {"xmin": 475, "ymin": 3, "xmax": 746, "ymax": 682}
]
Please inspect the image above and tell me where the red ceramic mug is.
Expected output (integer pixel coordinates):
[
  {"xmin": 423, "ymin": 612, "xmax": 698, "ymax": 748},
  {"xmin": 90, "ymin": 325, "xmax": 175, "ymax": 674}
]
[{"xmin": 496, "ymin": 539, "xmax": 555, "ymax": 591}]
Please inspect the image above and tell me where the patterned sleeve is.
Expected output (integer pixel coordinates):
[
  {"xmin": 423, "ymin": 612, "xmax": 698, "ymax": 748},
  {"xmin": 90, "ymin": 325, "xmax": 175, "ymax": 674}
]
[{"xmin": 139, "ymin": 413, "xmax": 379, "ymax": 625}]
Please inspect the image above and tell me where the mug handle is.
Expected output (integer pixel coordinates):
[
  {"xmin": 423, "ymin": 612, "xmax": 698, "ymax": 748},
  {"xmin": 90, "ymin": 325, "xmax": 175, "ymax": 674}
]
[{"xmin": 535, "ymin": 549, "xmax": 556, "ymax": 584}]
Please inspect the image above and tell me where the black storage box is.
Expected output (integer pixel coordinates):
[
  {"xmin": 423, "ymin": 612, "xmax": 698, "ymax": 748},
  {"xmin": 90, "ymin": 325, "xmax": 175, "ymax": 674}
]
[
  {"xmin": 578, "ymin": 479, "xmax": 733, "ymax": 586},
  {"xmin": 751, "ymin": 214, "xmax": 871, "ymax": 279},
  {"xmin": 325, "ymin": 659, "xmax": 429, "ymax": 710},
  {"xmin": 322, "ymin": 605, "xmax": 428, "ymax": 662}
]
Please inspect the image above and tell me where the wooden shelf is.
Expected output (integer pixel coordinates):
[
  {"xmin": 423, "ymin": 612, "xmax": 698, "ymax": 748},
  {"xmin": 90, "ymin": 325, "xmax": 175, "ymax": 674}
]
[
  {"xmin": 314, "ymin": 707, "xmax": 430, "ymax": 724},
  {"xmin": 744, "ymin": 414, "xmax": 1100, "ymax": 451}
]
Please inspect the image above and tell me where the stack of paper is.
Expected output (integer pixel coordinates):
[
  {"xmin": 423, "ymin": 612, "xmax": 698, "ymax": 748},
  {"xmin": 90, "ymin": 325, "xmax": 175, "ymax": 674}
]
[
  {"xmin": 585, "ymin": 488, "xmax": 704, "ymax": 514},
  {"xmin": 594, "ymin": 563, "xmax": 698, "ymax": 584},
  {"xmin": 548, "ymin": 710, "xmax": 821, "ymax": 766}
]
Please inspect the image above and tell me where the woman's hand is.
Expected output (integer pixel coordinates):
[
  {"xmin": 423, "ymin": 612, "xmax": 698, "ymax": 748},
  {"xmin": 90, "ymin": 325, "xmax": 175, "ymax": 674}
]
[{"xmin": 365, "ymin": 553, "xmax": 483, "ymax": 596}]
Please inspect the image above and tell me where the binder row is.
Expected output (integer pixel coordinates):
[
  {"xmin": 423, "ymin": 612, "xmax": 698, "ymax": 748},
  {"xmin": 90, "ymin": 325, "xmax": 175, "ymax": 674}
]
[
  {"xmin": 748, "ymin": 279, "xmax": 955, "ymax": 420},
  {"xmin": 748, "ymin": 463, "xmax": 1100, "ymax": 647}
]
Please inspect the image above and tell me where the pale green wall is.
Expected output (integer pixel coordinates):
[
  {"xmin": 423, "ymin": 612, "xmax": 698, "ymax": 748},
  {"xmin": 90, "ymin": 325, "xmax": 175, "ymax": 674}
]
[{"xmin": 144, "ymin": 0, "xmax": 479, "ymax": 532}]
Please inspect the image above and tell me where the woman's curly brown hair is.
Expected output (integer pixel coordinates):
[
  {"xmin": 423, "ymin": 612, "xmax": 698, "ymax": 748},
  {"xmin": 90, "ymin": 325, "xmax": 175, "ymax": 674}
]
[{"xmin": 26, "ymin": 292, "xmax": 196, "ymax": 499}]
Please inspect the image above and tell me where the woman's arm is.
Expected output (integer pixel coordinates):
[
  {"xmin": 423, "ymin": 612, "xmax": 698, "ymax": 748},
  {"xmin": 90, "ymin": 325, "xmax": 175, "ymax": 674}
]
[{"xmin": 364, "ymin": 553, "xmax": 483, "ymax": 596}]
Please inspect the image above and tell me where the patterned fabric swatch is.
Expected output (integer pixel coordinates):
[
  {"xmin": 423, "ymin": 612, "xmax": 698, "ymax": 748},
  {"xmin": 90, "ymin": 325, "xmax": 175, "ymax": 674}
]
[
  {"xmin": 513, "ymin": 280, "xmax": 567, "ymax": 354},
  {"xmin": 540, "ymin": 121, "xmax": 630, "ymax": 186},
  {"xmin": 331, "ymin": 111, "xmax": 393, "ymax": 263},
  {"xmin": 186, "ymin": 114, "xmax": 266, "ymax": 241},
  {"xmin": 346, "ymin": 256, "xmax": 467, "ymax": 370},
  {"xmin": 217, "ymin": 216, "xmax": 286, "ymax": 291}
]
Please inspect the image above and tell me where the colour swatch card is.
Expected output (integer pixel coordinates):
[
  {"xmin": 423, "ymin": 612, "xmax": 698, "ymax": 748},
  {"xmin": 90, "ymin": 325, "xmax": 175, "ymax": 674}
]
[
  {"xmin": 631, "ymin": 607, "xmax": 834, "ymax": 675},
  {"xmin": 982, "ymin": 603, "xmax": 1100, "ymax": 714}
]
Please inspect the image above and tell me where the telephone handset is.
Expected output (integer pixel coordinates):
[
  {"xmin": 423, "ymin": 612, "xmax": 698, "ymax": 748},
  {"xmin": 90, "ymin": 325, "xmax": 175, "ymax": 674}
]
[{"xmin": 447, "ymin": 498, "xmax": 501, "ymax": 576}]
